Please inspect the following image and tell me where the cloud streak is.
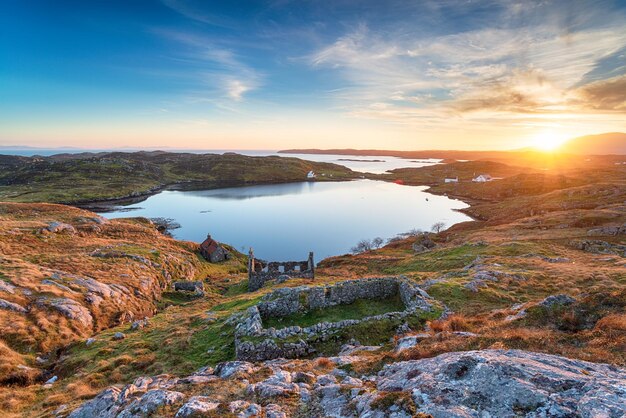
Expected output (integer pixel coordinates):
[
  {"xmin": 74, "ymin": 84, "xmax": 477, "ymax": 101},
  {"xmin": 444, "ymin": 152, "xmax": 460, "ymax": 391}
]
[
  {"xmin": 152, "ymin": 29, "xmax": 263, "ymax": 104},
  {"xmin": 308, "ymin": 1, "xmax": 626, "ymax": 132}
]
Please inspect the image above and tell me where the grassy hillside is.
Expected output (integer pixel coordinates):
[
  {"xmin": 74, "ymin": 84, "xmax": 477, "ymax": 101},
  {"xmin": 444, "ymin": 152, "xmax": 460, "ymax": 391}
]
[
  {"xmin": 0, "ymin": 152, "xmax": 357, "ymax": 204},
  {"xmin": 0, "ymin": 155, "xmax": 624, "ymax": 416}
]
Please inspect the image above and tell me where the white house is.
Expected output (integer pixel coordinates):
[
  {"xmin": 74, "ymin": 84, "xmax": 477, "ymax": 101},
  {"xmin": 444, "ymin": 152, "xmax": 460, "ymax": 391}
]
[
  {"xmin": 472, "ymin": 174, "xmax": 493, "ymax": 182},
  {"xmin": 307, "ymin": 170, "xmax": 316, "ymax": 179},
  {"xmin": 444, "ymin": 177, "xmax": 458, "ymax": 183}
]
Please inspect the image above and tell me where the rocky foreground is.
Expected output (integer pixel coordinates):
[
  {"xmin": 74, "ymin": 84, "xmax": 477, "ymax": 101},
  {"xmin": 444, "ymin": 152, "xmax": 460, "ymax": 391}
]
[{"xmin": 68, "ymin": 349, "xmax": 626, "ymax": 418}]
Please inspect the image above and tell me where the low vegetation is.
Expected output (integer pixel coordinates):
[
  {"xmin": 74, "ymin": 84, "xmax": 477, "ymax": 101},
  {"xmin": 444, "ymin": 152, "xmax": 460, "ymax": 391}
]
[
  {"xmin": 0, "ymin": 151, "xmax": 624, "ymax": 416},
  {"xmin": 0, "ymin": 152, "xmax": 358, "ymax": 204}
]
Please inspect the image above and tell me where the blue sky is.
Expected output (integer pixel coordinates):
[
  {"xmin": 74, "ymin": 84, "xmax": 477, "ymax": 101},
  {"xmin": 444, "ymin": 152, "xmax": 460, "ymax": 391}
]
[{"xmin": 1, "ymin": 0, "xmax": 625, "ymax": 150}]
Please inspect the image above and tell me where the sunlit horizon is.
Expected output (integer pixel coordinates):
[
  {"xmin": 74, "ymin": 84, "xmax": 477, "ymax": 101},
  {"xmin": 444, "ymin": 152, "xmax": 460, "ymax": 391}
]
[{"xmin": 2, "ymin": 1, "xmax": 625, "ymax": 151}]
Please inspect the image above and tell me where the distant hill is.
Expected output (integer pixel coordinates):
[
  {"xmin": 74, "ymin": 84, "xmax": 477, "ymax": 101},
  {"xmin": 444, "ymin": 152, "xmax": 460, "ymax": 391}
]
[{"xmin": 558, "ymin": 132, "xmax": 626, "ymax": 155}]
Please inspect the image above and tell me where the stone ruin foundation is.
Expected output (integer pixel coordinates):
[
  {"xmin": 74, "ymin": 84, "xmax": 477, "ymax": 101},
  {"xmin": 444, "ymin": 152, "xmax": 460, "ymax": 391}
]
[
  {"xmin": 234, "ymin": 277, "xmax": 436, "ymax": 361},
  {"xmin": 247, "ymin": 249, "xmax": 315, "ymax": 292}
]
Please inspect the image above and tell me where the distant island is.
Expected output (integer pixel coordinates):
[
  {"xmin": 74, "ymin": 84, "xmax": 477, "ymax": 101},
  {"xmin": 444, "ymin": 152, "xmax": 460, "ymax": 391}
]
[{"xmin": 337, "ymin": 158, "xmax": 386, "ymax": 162}]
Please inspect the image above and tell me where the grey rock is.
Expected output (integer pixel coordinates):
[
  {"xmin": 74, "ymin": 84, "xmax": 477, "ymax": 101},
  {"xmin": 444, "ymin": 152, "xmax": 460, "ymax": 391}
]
[
  {"xmin": 265, "ymin": 403, "xmax": 287, "ymax": 418},
  {"xmin": 175, "ymin": 396, "xmax": 219, "ymax": 417},
  {"xmin": 117, "ymin": 389, "xmax": 184, "ymax": 417},
  {"xmin": 38, "ymin": 297, "xmax": 94, "ymax": 328},
  {"xmin": 395, "ymin": 333, "xmax": 431, "ymax": 352},
  {"xmin": 539, "ymin": 294, "xmax": 576, "ymax": 308},
  {"xmin": 131, "ymin": 318, "xmax": 149, "ymax": 331},
  {"xmin": 44, "ymin": 221, "xmax": 76, "ymax": 234},
  {"xmin": 113, "ymin": 332, "xmax": 126, "ymax": 340},
  {"xmin": 0, "ymin": 298, "xmax": 27, "ymax": 313},
  {"xmin": 68, "ymin": 387, "xmax": 122, "ymax": 418},
  {"xmin": 0, "ymin": 280, "xmax": 16, "ymax": 294},
  {"xmin": 376, "ymin": 349, "xmax": 626, "ymax": 418},
  {"xmin": 214, "ymin": 361, "xmax": 255, "ymax": 378},
  {"xmin": 249, "ymin": 369, "xmax": 299, "ymax": 399}
]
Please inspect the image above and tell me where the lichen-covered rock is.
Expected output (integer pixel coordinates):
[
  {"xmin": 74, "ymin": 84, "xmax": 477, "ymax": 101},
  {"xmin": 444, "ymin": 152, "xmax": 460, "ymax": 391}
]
[
  {"xmin": 214, "ymin": 361, "xmax": 256, "ymax": 378},
  {"xmin": 395, "ymin": 333, "xmax": 431, "ymax": 352},
  {"xmin": 116, "ymin": 389, "xmax": 184, "ymax": 417},
  {"xmin": 37, "ymin": 297, "xmax": 93, "ymax": 328},
  {"xmin": 70, "ymin": 349, "xmax": 626, "ymax": 418},
  {"xmin": 175, "ymin": 396, "xmax": 219, "ymax": 417},
  {"xmin": 68, "ymin": 387, "xmax": 122, "ymax": 418},
  {"xmin": 248, "ymin": 369, "xmax": 300, "ymax": 399},
  {"xmin": 376, "ymin": 349, "xmax": 626, "ymax": 417}
]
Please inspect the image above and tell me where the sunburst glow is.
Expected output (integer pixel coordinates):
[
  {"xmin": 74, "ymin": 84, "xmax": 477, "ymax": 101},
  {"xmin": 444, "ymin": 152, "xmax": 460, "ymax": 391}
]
[{"xmin": 533, "ymin": 131, "xmax": 568, "ymax": 151}]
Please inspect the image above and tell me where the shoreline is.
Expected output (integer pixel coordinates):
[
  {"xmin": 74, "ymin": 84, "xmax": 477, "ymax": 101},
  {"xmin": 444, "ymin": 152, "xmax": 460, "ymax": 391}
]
[{"xmin": 72, "ymin": 177, "xmax": 359, "ymax": 212}]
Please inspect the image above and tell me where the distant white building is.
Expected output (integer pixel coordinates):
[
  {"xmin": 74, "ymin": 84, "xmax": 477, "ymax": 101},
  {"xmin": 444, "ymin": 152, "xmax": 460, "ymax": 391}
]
[
  {"xmin": 307, "ymin": 170, "xmax": 316, "ymax": 179},
  {"xmin": 472, "ymin": 174, "xmax": 493, "ymax": 182},
  {"xmin": 444, "ymin": 177, "xmax": 458, "ymax": 183}
]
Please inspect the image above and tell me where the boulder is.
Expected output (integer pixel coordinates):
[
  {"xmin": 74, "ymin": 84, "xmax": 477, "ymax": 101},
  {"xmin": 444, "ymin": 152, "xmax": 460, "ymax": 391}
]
[
  {"xmin": 175, "ymin": 396, "xmax": 219, "ymax": 417},
  {"xmin": 173, "ymin": 281, "xmax": 205, "ymax": 296},
  {"xmin": 214, "ymin": 361, "xmax": 256, "ymax": 379},
  {"xmin": 395, "ymin": 333, "xmax": 431, "ymax": 352},
  {"xmin": 539, "ymin": 294, "xmax": 575, "ymax": 308},
  {"xmin": 43, "ymin": 221, "xmax": 76, "ymax": 234},
  {"xmin": 117, "ymin": 389, "xmax": 184, "ymax": 417}
]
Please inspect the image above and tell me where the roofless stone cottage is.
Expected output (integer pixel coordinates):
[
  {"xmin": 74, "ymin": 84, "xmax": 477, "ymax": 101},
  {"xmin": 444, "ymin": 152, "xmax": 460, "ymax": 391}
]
[{"xmin": 247, "ymin": 249, "xmax": 315, "ymax": 291}]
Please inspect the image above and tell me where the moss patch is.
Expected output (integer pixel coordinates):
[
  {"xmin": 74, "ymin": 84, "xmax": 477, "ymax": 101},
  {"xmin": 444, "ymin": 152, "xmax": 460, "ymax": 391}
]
[{"xmin": 263, "ymin": 294, "xmax": 407, "ymax": 329}]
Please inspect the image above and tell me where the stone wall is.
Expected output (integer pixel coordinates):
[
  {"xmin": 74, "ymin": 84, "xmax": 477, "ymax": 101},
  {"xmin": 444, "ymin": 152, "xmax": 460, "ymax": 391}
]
[
  {"xmin": 234, "ymin": 277, "xmax": 435, "ymax": 361},
  {"xmin": 247, "ymin": 250, "xmax": 315, "ymax": 292}
]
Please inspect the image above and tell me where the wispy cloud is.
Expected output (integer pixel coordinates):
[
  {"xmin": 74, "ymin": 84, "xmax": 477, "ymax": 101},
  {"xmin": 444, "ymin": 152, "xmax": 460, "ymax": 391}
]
[
  {"xmin": 308, "ymin": 1, "xmax": 626, "ymax": 131},
  {"xmin": 152, "ymin": 29, "xmax": 263, "ymax": 104}
]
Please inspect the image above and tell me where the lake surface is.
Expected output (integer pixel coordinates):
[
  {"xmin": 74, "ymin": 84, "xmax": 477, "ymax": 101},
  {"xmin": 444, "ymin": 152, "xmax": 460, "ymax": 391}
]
[{"xmin": 99, "ymin": 180, "xmax": 471, "ymax": 260}]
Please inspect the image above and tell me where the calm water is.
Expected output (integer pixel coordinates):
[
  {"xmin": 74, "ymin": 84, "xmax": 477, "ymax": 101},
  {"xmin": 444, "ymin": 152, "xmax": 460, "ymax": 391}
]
[{"xmin": 99, "ymin": 180, "xmax": 470, "ymax": 260}]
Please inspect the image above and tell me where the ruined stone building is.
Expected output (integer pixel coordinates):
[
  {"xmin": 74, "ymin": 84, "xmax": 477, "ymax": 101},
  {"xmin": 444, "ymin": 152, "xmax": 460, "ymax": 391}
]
[
  {"xmin": 199, "ymin": 234, "xmax": 230, "ymax": 263},
  {"xmin": 247, "ymin": 249, "xmax": 314, "ymax": 291}
]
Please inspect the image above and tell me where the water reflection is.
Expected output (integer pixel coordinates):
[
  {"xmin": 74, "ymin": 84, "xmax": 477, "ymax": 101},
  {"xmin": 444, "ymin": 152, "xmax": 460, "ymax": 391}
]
[
  {"xmin": 99, "ymin": 180, "xmax": 471, "ymax": 260},
  {"xmin": 185, "ymin": 182, "xmax": 313, "ymax": 200}
]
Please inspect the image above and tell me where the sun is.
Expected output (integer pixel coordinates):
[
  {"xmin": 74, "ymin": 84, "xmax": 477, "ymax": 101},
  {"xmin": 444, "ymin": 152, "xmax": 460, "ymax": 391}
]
[{"xmin": 532, "ymin": 131, "xmax": 567, "ymax": 151}]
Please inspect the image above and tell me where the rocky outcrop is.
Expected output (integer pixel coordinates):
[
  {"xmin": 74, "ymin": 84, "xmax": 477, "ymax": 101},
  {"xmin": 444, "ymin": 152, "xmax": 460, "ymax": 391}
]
[
  {"xmin": 36, "ymin": 297, "xmax": 94, "ymax": 328},
  {"xmin": 0, "ymin": 298, "xmax": 27, "ymax": 313},
  {"xmin": 374, "ymin": 350, "xmax": 626, "ymax": 417},
  {"xmin": 69, "ymin": 349, "xmax": 626, "ymax": 418},
  {"xmin": 572, "ymin": 239, "xmax": 626, "ymax": 256}
]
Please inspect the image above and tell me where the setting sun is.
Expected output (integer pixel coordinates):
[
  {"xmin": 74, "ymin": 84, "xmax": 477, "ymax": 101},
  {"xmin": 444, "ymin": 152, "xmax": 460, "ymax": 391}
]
[{"xmin": 533, "ymin": 131, "xmax": 568, "ymax": 151}]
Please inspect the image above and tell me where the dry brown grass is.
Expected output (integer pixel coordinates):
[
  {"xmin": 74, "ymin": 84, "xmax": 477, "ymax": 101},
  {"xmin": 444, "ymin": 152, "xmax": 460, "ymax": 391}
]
[
  {"xmin": 313, "ymin": 357, "xmax": 336, "ymax": 371},
  {"xmin": 428, "ymin": 314, "xmax": 472, "ymax": 333}
]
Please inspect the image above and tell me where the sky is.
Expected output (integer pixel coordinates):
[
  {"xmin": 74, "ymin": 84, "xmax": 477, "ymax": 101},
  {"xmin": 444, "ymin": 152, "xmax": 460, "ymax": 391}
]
[{"xmin": 1, "ymin": 0, "xmax": 625, "ymax": 151}]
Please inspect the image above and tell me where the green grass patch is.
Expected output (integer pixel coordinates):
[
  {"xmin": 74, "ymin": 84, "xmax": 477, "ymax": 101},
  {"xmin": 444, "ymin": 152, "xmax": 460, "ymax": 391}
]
[
  {"xmin": 211, "ymin": 296, "xmax": 260, "ymax": 312},
  {"xmin": 427, "ymin": 280, "xmax": 517, "ymax": 314},
  {"xmin": 223, "ymin": 280, "xmax": 249, "ymax": 297},
  {"xmin": 263, "ymin": 295, "xmax": 407, "ymax": 329}
]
